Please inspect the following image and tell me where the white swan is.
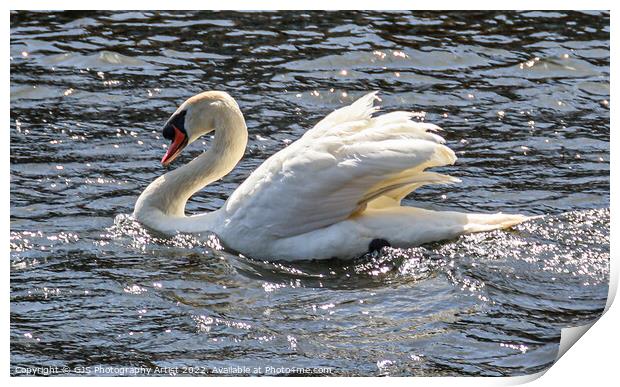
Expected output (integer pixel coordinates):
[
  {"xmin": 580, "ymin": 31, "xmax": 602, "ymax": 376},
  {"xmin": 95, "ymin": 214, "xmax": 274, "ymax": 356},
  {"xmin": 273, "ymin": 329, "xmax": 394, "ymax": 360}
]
[{"xmin": 134, "ymin": 91, "xmax": 530, "ymax": 261}]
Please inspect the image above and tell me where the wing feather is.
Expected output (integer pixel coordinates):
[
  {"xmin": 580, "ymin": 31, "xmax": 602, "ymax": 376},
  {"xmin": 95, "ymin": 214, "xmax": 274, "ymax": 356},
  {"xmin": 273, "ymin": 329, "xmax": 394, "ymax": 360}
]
[{"xmin": 225, "ymin": 92, "xmax": 459, "ymax": 238}]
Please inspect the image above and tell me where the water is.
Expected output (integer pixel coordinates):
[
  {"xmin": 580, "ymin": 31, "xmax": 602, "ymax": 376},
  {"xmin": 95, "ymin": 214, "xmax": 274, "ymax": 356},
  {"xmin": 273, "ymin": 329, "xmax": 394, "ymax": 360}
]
[{"xmin": 10, "ymin": 11, "xmax": 609, "ymax": 376}]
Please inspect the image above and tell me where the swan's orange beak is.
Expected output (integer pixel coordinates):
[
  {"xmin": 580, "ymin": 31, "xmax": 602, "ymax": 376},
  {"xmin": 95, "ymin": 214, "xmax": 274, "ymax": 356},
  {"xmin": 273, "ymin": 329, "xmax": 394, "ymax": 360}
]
[{"xmin": 161, "ymin": 125, "xmax": 188, "ymax": 167}]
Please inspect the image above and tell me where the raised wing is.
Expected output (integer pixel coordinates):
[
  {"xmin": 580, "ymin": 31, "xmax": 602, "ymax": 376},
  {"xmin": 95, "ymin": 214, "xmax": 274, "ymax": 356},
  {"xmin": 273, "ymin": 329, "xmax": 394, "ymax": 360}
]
[{"xmin": 224, "ymin": 92, "xmax": 459, "ymax": 238}]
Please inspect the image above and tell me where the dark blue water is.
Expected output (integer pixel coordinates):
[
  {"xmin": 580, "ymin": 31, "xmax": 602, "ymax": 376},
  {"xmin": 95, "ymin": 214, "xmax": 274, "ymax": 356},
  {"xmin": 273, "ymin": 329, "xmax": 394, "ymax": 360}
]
[{"xmin": 11, "ymin": 10, "xmax": 609, "ymax": 376}]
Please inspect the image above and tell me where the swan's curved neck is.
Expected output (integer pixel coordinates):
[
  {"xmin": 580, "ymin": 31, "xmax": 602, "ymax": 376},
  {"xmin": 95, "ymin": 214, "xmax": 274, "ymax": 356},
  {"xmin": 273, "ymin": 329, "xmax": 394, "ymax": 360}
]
[{"xmin": 134, "ymin": 104, "xmax": 247, "ymax": 227}]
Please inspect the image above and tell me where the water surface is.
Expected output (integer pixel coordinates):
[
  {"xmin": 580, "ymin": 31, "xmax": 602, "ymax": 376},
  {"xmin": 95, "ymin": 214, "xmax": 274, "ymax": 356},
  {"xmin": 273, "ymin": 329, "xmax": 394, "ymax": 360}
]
[{"xmin": 10, "ymin": 10, "xmax": 609, "ymax": 376}]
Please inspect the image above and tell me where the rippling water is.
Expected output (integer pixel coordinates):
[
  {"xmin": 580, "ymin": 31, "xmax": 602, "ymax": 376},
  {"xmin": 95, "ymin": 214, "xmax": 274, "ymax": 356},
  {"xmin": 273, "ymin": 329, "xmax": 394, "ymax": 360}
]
[{"xmin": 10, "ymin": 11, "xmax": 609, "ymax": 376}]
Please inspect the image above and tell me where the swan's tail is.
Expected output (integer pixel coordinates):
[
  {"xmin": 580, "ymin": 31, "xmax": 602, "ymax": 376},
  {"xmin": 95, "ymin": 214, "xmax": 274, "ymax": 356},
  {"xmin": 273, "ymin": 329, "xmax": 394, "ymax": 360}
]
[
  {"xmin": 461, "ymin": 212, "xmax": 536, "ymax": 233},
  {"xmin": 358, "ymin": 207, "xmax": 538, "ymax": 249}
]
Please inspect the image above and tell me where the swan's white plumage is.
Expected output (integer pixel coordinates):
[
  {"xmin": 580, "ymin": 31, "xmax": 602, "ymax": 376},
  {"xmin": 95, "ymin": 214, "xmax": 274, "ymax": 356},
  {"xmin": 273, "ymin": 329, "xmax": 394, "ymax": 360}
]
[
  {"xmin": 224, "ymin": 92, "xmax": 458, "ymax": 239},
  {"xmin": 134, "ymin": 91, "xmax": 531, "ymax": 261}
]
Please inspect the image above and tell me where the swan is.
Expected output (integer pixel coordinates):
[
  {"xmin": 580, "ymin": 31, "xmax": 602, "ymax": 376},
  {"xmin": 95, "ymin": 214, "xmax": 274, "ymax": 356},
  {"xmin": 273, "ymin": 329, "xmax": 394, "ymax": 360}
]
[{"xmin": 133, "ymin": 91, "xmax": 530, "ymax": 261}]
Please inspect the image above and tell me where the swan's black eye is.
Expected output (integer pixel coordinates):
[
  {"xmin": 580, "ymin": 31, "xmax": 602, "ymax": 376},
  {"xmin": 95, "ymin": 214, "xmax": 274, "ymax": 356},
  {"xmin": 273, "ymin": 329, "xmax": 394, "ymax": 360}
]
[{"xmin": 163, "ymin": 110, "xmax": 187, "ymax": 141}]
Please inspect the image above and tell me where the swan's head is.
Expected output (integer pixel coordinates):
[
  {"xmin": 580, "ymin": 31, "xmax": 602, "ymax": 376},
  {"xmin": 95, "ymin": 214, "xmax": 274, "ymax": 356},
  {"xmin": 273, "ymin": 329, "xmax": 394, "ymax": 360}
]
[{"xmin": 160, "ymin": 91, "xmax": 240, "ymax": 166}]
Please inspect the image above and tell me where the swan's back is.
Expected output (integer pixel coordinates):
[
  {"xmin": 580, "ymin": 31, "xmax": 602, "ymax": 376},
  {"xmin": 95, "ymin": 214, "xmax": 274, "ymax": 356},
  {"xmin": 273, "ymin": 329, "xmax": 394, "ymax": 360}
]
[{"xmin": 223, "ymin": 92, "xmax": 458, "ymax": 239}]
